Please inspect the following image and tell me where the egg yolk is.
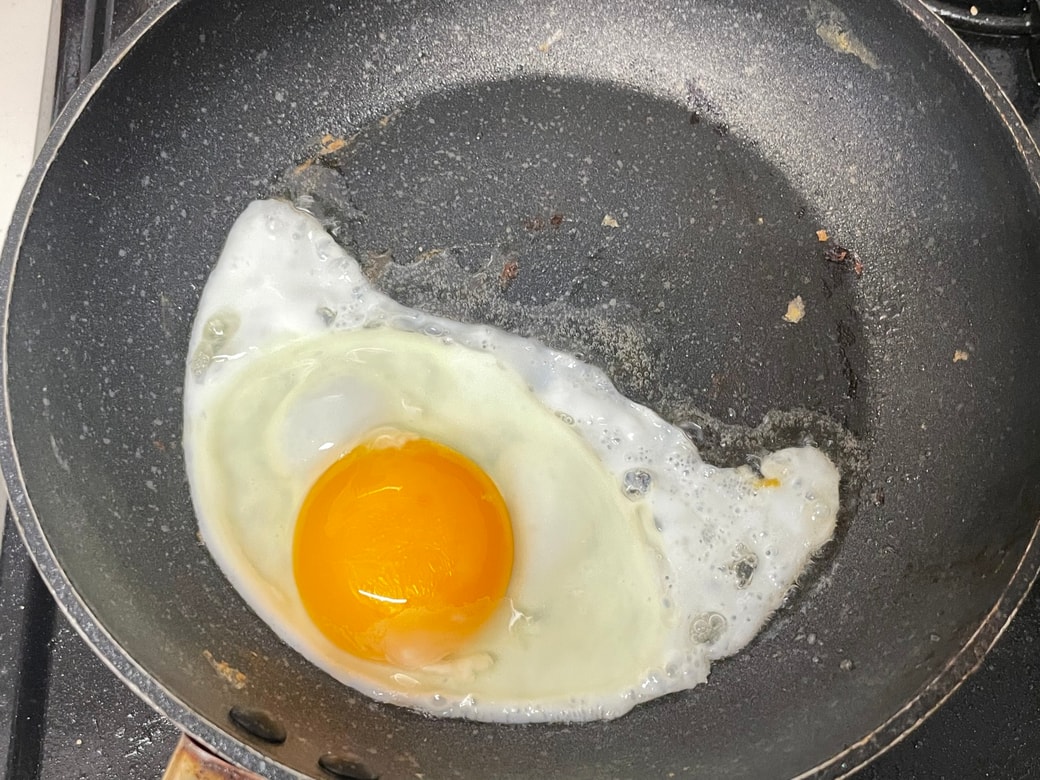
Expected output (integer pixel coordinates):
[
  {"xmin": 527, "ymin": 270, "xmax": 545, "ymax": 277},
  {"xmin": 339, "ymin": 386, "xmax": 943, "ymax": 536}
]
[{"xmin": 293, "ymin": 434, "xmax": 513, "ymax": 668}]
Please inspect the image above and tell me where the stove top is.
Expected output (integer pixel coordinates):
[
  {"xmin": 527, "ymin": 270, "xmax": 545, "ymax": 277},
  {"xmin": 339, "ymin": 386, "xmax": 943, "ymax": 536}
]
[{"xmin": 2, "ymin": 1, "xmax": 1039, "ymax": 778}]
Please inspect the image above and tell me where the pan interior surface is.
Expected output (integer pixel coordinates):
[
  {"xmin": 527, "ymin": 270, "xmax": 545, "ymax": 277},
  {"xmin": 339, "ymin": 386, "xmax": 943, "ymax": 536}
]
[{"xmin": 4, "ymin": 0, "xmax": 1040, "ymax": 778}]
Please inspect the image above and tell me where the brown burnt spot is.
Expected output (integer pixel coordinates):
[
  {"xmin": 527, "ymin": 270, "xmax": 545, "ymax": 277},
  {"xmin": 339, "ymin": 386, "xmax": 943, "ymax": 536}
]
[
  {"xmin": 292, "ymin": 132, "xmax": 360, "ymax": 175},
  {"xmin": 824, "ymin": 245, "xmax": 847, "ymax": 263},
  {"xmin": 500, "ymin": 257, "xmax": 520, "ymax": 290},
  {"xmin": 523, "ymin": 212, "xmax": 564, "ymax": 231},
  {"xmin": 824, "ymin": 241, "xmax": 864, "ymax": 276},
  {"xmin": 416, "ymin": 248, "xmax": 446, "ymax": 261},
  {"xmin": 319, "ymin": 133, "xmax": 348, "ymax": 154}
]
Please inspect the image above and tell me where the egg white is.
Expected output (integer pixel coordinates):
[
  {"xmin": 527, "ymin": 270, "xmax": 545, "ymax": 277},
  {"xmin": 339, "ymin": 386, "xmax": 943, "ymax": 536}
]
[{"xmin": 183, "ymin": 199, "xmax": 840, "ymax": 723}]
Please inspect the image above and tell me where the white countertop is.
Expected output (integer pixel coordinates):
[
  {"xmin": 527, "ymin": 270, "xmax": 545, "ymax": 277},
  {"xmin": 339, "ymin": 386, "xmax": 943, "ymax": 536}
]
[
  {"xmin": 0, "ymin": 0, "xmax": 59, "ymax": 245},
  {"xmin": 0, "ymin": 0, "xmax": 61, "ymax": 541}
]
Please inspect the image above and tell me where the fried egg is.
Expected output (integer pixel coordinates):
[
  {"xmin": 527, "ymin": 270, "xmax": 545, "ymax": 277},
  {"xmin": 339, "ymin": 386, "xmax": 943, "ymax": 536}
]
[{"xmin": 182, "ymin": 199, "xmax": 840, "ymax": 723}]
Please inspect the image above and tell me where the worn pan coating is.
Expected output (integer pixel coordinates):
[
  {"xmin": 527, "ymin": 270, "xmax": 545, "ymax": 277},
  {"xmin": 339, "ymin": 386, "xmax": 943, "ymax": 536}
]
[{"xmin": 3, "ymin": 0, "xmax": 1040, "ymax": 777}]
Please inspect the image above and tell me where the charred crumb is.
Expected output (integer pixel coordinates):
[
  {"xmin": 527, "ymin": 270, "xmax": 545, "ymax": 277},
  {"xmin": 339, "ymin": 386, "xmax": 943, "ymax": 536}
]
[
  {"xmin": 499, "ymin": 257, "xmax": 520, "ymax": 290},
  {"xmin": 683, "ymin": 77, "xmax": 730, "ymax": 136},
  {"xmin": 824, "ymin": 240, "xmax": 864, "ymax": 276},
  {"xmin": 824, "ymin": 243, "xmax": 849, "ymax": 264},
  {"xmin": 522, "ymin": 212, "xmax": 565, "ymax": 232}
]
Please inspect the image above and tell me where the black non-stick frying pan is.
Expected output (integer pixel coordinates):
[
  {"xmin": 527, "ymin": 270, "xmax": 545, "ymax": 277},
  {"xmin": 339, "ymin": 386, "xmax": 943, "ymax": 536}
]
[{"xmin": 4, "ymin": 0, "xmax": 1040, "ymax": 778}]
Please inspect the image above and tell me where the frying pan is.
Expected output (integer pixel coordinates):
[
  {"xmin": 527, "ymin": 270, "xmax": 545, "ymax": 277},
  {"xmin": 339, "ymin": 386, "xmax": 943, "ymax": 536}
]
[{"xmin": 3, "ymin": 0, "xmax": 1040, "ymax": 778}]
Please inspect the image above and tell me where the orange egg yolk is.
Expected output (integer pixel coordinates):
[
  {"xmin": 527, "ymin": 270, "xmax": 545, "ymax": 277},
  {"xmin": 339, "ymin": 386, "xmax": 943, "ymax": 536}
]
[{"xmin": 293, "ymin": 434, "xmax": 513, "ymax": 668}]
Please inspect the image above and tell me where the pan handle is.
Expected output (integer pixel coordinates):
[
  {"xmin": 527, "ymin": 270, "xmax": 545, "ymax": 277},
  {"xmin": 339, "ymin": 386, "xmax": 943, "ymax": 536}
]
[
  {"xmin": 161, "ymin": 733, "xmax": 266, "ymax": 780},
  {"xmin": 919, "ymin": 0, "xmax": 1037, "ymax": 36}
]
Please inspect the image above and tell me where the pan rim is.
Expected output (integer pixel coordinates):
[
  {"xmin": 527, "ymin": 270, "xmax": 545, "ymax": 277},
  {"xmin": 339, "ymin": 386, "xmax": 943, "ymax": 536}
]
[
  {"xmin": 1, "ymin": 1, "xmax": 1038, "ymax": 778},
  {"xmin": 800, "ymin": 1, "xmax": 1040, "ymax": 772}
]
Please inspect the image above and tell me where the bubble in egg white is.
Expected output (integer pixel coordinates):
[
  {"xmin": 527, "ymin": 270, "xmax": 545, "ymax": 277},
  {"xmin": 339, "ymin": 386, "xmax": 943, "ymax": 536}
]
[{"xmin": 183, "ymin": 199, "xmax": 841, "ymax": 724}]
